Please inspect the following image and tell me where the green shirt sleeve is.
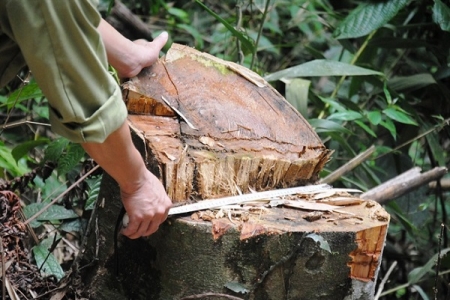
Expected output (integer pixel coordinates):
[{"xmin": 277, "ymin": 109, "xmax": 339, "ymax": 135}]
[{"xmin": 1, "ymin": 0, "xmax": 127, "ymax": 143}]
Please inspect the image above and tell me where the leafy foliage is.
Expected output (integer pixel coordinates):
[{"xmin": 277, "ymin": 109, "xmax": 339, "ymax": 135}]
[
  {"xmin": 138, "ymin": 0, "xmax": 450, "ymax": 298},
  {"xmin": 32, "ymin": 235, "xmax": 65, "ymax": 281},
  {"xmin": 333, "ymin": 0, "xmax": 410, "ymax": 39}
]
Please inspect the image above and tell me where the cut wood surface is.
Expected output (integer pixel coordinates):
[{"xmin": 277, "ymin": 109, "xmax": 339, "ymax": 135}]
[{"xmin": 123, "ymin": 43, "xmax": 332, "ymax": 201}]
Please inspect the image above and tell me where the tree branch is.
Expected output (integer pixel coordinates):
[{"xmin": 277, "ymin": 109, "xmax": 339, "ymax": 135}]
[{"xmin": 361, "ymin": 166, "xmax": 448, "ymax": 204}]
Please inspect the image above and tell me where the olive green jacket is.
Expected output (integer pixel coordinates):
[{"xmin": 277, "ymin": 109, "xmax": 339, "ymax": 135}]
[{"xmin": 0, "ymin": 0, "xmax": 127, "ymax": 143}]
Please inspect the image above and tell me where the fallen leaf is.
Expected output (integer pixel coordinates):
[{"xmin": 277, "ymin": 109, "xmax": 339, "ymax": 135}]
[{"xmin": 212, "ymin": 219, "xmax": 232, "ymax": 240}]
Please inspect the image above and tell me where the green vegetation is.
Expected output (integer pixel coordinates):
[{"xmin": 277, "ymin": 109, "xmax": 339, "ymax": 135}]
[{"xmin": 1, "ymin": 0, "xmax": 449, "ymax": 299}]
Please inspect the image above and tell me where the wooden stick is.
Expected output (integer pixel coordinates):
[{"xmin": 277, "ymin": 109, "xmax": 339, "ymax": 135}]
[
  {"xmin": 111, "ymin": 0, "xmax": 154, "ymax": 40},
  {"xmin": 360, "ymin": 167, "xmax": 421, "ymax": 198},
  {"xmin": 429, "ymin": 178, "xmax": 450, "ymax": 190},
  {"xmin": 374, "ymin": 261, "xmax": 398, "ymax": 300},
  {"xmin": 320, "ymin": 145, "xmax": 375, "ymax": 184},
  {"xmin": 23, "ymin": 165, "xmax": 100, "ymax": 225},
  {"xmin": 361, "ymin": 166, "xmax": 448, "ymax": 204}
]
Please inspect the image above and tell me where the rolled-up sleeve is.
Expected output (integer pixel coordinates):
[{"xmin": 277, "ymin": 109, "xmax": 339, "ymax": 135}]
[{"xmin": 4, "ymin": 0, "xmax": 127, "ymax": 143}]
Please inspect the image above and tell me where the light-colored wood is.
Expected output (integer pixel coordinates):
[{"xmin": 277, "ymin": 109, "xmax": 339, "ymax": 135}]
[
  {"xmin": 361, "ymin": 166, "xmax": 447, "ymax": 203},
  {"xmin": 124, "ymin": 43, "xmax": 332, "ymax": 201}
]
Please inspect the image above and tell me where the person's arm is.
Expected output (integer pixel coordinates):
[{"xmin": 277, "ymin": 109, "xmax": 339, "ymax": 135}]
[
  {"xmin": 85, "ymin": 20, "xmax": 171, "ymax": 239},
  {"xmin": 82, "ymin": 121, "xmax": 171, "ymax": 239},
  {"xmin": 97, "ymin": 19, "xmax": 168, "ymax": 78}
]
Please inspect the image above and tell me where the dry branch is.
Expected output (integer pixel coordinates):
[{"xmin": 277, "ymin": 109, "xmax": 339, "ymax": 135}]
[
  {"xmin": 361, "ymin": 167, "xmax": 421, "ymax": 198},
  {"xmin": 429, "ymin": 178, "xmax": 450, "ymax": 190},
  {"xmin": 361, "ymin": 166, "xmax": 448, "ymax": 204},
  {"xmin": 320, "ymin": 145, "xmax": 375, "ymax": 184},
  {"xmin": 107, "ymin": 0, "xmax": 154, "ymax": 40}
]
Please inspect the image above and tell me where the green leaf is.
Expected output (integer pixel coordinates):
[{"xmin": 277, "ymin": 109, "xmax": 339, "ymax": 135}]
[
  {"xmin": 407, "ymin": 247, "xmax": 450, "ymax": 284},
  {"xmin": 425, "ymin": 127, "xmax": 446, "ymax": 167},
  {"xmin": 12, "ymin": 138, "xmax": 50, "ymax": 162},
  {"xmin": 383, "ymin": 107, "xmax": 418, "ymax": 126},
  {"xmin": 0, "ymin": 141, "xmax": 30, "ymax": 177},
  {"xmin": 248, "ymin": 30, "xmax": 279, "ymax": 55},
  {"xmin": 264, "ymin": 60, "xmax": 383, "ymax": 81},
  {"xmin": 387, "ymin": 201, "xmax": 417, "ymax": 232},
  {"xmin": 177, "ymin": 24, "xmax": 204, "ymax": 49},
  {"xmin": 355, "ymin": 120, "xmax": 377, "ymax": 138},
  {"xmin": 388, "ymin": 73, "xmax": 436, "ymax": 92},
  {"xmin": 328, "ymin": 111, "xmax": 363, "ymax": 121},
  {"xmin": 328, "ymin": 132, "xmax": 357, "ymax": 156},
  {"xmin": 366, "ymin": 111, "xmax": 382, "ymax": 125},
  {"xmin": 167, "ymin": 7, "xmax": 189, "ymax": 22},
  {"xmin": 44, "ymin": 138, "xmax": 70, "ymax": 162},
  {"xmin": 308, "ymin": 119, "xmax": 353, "ymax": 135},
  {"xmin": 85, "ymin": 176, "xmax": 102, "ymax": 210},
  {"xmin": 380, "ymin": 118, "xmax": 397, "ymax": 140},
  {"xmin": 56, "ymin": 143, "xmax": 85, "ymax": 176},
  {"xmin": 4, "ymin": 81, "xmax": 44, "ymax": 109},
  {"xmin": 195, "ymin": 0, "xmax": 254, "ymax": 55},
  {"xmin": 383, "ymin": 80, "xmax": 393, "ymax": 105},
  {"xmin": 59, "ymin": 219, "xmax": 84, "ymax": 233},
  {"xmin": 433, "ymin": 0, "xmax": 450, "ymax": 32},
  {"xmin": 306, "ymin": 233, "xmax": 332, "ymax": 253},
  {"xmin": 32, "ymin": 244, "xmax": 65, "ymax": 281},
  {"xmin": 283, "ymin": 78, "xmax": 310, "ymax": 117},
  {"xmin": 320, "ymin": 97, "xmax": 347, "ymax": 112},
  {"xmin": 334, "ymin": 0, "xmax": 410, "ymax": 39},
  {"xmin": 23, "ymin": 203, "xmax": 78, "ymax": 222}
]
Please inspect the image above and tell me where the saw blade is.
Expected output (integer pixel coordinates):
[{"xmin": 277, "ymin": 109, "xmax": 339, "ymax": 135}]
[
  {"xmin": 168, "ymin": 183, "xmax": 334, "ymax": 215},
  {"xmin": 121, "ymin": 184, "xmax": 363, "ymax": 227}
]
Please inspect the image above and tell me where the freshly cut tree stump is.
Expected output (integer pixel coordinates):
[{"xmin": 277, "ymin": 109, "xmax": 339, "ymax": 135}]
[
  {"xmin": 82, "ymin": 44, "xmax": 389, "ymax": 300},
  {"xmin": 122, "ymin": 43, "xmax": 332, "ymax": 201}
]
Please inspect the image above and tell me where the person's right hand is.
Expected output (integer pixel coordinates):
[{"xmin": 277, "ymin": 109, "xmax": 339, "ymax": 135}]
[{"xmin": 120, "ymin": 169, "xmax": 172, "ymax": 239}]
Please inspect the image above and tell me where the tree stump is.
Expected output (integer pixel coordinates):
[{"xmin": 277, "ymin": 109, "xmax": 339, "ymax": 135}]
[{"xmin": 82, "ymin": 44, "xmax": 390, "ymax": 300}]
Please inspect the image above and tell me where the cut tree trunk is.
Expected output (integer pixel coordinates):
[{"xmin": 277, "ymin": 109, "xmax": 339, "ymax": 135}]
[
  {"xmin": 123, "ymin": 43, "xmax": 332, "ymax": 201},
  {"xmin": 82, "ymin": 44, "xmax": 389, "ymax": 300}
]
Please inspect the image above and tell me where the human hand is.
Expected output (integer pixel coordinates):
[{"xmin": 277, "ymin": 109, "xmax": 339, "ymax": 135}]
[
  {"xmin": 120, "ymin": 169, "xmax": 172, "ymax": 239},
  {"xmin": 98, "ymin": 20, "xmax": 169, "ymax": 79},
  {"xmin": 116, "ymin": 31, "xmax": 169, "ymax": 79}
]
